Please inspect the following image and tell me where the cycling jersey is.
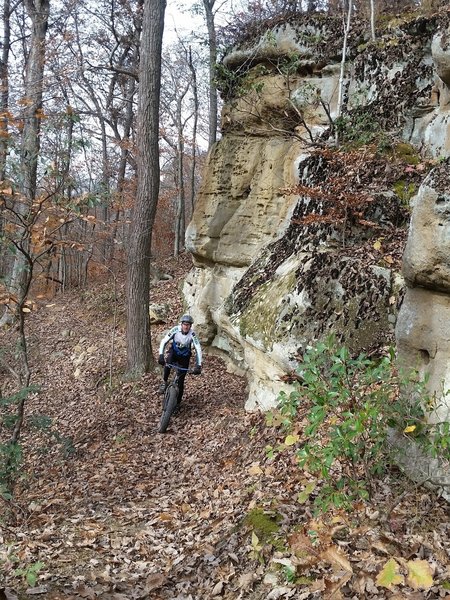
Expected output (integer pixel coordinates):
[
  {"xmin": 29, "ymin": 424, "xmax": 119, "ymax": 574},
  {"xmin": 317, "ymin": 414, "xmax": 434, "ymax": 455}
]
[{"xmin": 159, "ymin": 324, "xmax": 203, "ymax": 365}]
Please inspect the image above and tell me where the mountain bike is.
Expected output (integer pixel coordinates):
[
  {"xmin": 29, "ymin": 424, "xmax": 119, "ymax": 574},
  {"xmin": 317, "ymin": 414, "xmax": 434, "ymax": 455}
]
[{"xmin": 158, "ymin": 364, "xmax": 192, "ymax": 433}]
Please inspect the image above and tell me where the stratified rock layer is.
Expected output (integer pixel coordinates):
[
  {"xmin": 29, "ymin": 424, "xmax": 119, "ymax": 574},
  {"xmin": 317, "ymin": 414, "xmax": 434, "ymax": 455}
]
[{"xmin": 185, "ymin": 10, "xmax": 450, "ymax": 411}]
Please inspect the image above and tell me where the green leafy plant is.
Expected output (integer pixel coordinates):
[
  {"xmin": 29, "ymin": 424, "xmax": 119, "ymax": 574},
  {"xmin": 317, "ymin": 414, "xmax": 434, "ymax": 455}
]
[
  {"xmin": 269, "ymin": 337, "xmax": 450, "ymax": 513},
  {"xmin": 0, "ymin": 443, "xmax": 22, "ymax": 500},
  {"xmin": 0, "ymin": 385, "xmax": 39, "ymax": 499},
  {"xmin": 334, "ymin": 111, "xmax": 390, "ymax": 150},
  {"xmin": 14, "ymin": 560, "xmax": 44, "ymax": 587},
  {"xmin": 215, "ymin": 61, "xmax": 270, "ymax": 101}
]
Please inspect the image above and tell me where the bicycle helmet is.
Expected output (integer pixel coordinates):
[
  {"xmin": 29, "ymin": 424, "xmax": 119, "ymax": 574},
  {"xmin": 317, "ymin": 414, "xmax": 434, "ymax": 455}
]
[{"xmin": 180, "ymin": 314, "xmax": 194, "ymax": 324}]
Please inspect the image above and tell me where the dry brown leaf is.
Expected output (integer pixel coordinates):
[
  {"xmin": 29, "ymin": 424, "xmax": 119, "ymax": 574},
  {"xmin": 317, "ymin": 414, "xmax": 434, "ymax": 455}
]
[
  {"xmin": 248, "ymin": 463, "xmax": 263, "ymax": 475},
  {"xmin": 238, "ymin": 572, "xmax": 255, "ymax": 589},
  {"xmin": 321, "ymin": 546, "xmax": 353, "ymax": 573},
  {"xmin": 158, "ymin": 513, "xmax": 173, "ymax": 521},
  {"xmin": 145, "ymin": 573, "xmax": 166, "ymax": 592},
  {"xmin": 212, "ymin": 580, "xmax": 224, "ymax": 596},
  {"xmin": 288, "ymin": 532, "xmax": 321, "ymax": 566},
  {"xmin": 323, "ymin": 572, "xmax": 352, "ymax": 600}
]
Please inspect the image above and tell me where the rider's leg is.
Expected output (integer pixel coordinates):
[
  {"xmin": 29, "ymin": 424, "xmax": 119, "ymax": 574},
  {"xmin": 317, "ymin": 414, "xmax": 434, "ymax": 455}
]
[
  {"xmin": 177, "ymin": 371, "xmax": 187, "ymax": 404},
  {"xmin": 159, "ymin": 349, "xmax": 174, "ymax": 393},
  {"xmin": 176, "ymin": 355, "xmax": 190, "ymax": 404}
]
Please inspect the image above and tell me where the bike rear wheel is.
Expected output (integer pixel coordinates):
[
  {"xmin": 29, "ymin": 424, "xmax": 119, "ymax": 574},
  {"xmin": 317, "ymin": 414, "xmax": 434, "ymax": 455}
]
[{"xmin": 158, "ymin": 386, "xmax": 177, "ymax": 433}]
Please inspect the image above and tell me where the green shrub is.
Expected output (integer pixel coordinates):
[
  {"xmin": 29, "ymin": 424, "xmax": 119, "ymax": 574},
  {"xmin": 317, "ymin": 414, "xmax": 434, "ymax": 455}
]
[
  {"xmin": 267, "ymin": 337, "xmax": 449, "ymax": 513},
  {"xmin": 334, "ymin": 112, "xmax": 390, "ymax": 150}
]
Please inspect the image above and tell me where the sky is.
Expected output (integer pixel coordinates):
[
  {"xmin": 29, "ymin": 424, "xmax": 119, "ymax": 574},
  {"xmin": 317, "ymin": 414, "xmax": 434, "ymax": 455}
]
[{"xmin": 164, "ymin": 2, "xmax": 206, "ymax": 46}]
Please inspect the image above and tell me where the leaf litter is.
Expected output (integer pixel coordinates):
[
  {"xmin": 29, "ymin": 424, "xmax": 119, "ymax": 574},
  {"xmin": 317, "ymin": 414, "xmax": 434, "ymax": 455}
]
[{"xmin": 0, "ymin": 253, "xmax": 449, "ymax": 599}]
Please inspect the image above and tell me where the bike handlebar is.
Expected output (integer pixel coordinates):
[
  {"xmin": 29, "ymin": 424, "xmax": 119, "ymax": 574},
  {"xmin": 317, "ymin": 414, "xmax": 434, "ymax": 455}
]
[{"xmin": 164, "ymin": 363, "xmax": 194, "ymax": 372}]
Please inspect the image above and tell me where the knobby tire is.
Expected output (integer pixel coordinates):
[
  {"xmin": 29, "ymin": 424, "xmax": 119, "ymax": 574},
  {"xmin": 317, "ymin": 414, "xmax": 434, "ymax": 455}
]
[{"xmin": 158, "ymin": 386, "xmax": 177, "ymax": 433}]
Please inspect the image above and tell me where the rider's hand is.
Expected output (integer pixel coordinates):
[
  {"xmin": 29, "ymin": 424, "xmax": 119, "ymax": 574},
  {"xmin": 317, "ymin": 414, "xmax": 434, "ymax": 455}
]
[
  {"xmin": 158, "ymin": 354, "xmax": 165, "ymax": 366},
  {"xmin": 193, "ymin": 365, "xmax": 202, "ymax": 375}
]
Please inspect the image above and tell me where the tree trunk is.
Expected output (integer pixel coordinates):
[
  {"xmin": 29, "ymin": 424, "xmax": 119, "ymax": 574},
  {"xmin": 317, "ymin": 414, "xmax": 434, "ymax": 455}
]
[
  {"xmin": 0, "ymin": 0, "xmax": 11, "ymax": 180},
  {"xmin": 110, "ymin": 76, "xmax": 137, "ymax": 265},
  {"xmin": 370, "ymin": 0, "xmax": 376, "ymax": 42},
  {"xmin": 0, "ymin": 0, "xmax": 11, "ymax": 282},
  {"xmin": 0, "ymin": 0, "xmax": 50, "ymax": 326},
  {"xmin": 335, "ymin": 0, "xmax": 352, "ymax": 144},
  {"xmin": 202, "ymin": 0, "xmax": 218, "ymax": 149},
  {"xmin": 174, "ymin": 88, "xmax": 186, "ymax": 257},
  {"xmin": 188, "ymin": 46, "xmax": 198, "ymax": 214},
  {"xmin": 126, "ymin": 0, "xmax": 165, "ymax": 376}
]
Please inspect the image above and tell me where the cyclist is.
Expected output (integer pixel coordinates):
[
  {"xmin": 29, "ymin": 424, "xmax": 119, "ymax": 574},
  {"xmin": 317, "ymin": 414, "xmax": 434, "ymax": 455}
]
[{"xmin": 158, "ymin": 314, "xmax": 202, "ymax": 406}]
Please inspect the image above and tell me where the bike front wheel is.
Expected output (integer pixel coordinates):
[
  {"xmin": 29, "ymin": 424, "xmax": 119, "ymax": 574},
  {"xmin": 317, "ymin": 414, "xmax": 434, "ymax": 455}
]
[{"xmin": 158, "ymin": 386, "xmax": 177, "ymax": 433}]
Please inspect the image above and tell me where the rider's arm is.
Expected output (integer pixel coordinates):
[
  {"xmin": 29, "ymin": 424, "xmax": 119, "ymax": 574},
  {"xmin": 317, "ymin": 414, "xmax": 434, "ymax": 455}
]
[
  {"xmin": 159, "ymin": 326, "xmax": 178, "ymax": 356},
  {"xmin": 191, "ymin": 332, "xmax": 202, "ymax": 366}
]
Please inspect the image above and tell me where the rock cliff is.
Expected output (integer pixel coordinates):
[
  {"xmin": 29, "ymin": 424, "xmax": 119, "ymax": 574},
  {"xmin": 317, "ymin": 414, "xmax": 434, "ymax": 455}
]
[{"xmin": 184, "ymin": 8, "xmax": 450, "ymax": 412}]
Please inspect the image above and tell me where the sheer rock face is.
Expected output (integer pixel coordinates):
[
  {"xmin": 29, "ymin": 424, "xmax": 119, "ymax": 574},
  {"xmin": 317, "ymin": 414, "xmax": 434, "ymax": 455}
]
[
  {"xmin": 185, "ymin": 135, "xmax": 302, "ymax": 268},
  {"xmin": 185, "ymin": 11, "xmax": 450, "ymax": 411},
  {"xmin": 395, "ymin": 22, "xmax": 450, "ymax": 426},
  {"xmin": 408, "ymin": 25, "xmax": 450, "ymax": 157}
]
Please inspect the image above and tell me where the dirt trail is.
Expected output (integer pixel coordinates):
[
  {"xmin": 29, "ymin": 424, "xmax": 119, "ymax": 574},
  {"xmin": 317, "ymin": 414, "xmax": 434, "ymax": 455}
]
[
  {"xmin": 1, "ymin": 255, "xmax": 449, "ymax": 600},
  {"xmin": 0, "ymin": 256, "xmax": 278, "ymax": 599}
]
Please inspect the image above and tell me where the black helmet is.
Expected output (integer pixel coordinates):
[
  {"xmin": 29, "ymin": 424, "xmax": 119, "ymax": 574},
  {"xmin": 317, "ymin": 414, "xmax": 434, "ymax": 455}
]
[{"xmin": 180, "ymin": 314, "xmax": 194, "ymax": 324}]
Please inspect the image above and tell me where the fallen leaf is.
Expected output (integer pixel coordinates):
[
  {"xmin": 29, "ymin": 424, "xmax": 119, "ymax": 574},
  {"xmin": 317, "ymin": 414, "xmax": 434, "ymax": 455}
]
[
  {"xmin": 284, "ymin": 434, "xmax": 299, "ymax": 446},
  {"xmin": 297, "ymin": 482, "xmax": 316, "ymax": 504},
  {"xmin": 211, "ymin": 580, "xmax": 224, "ymax": 596},
  {"xmin": 24, "ymin": 587, "xmax": 48, "ymax": 595},
  {"xmin": 376, "ymin": 558, "xmax": 405, "ymax": 589},
  {"xmin": 406, "ymin": 559, "xmax": 434, "ymax": 590},
  {"xmin": 158, "ymin": 512, "xmax": 173, "ymax": 521},
  {"xmin": 248, "ymin": 463, "xmax": 263, "ymax": 476},
  {"xmin": 145, "ymin": 573, "xmax": 166, "ymax": 592},
  {"xmin": 404, "ymin": 425, "xmax": 416, "ymax": 433},
  {"xmin": 238, "ymin": 572, "xmax": 255, "ymax": 589},
  {"xmin": 321, "ymin": 546, "xmax": 353, "ymax": 573}
]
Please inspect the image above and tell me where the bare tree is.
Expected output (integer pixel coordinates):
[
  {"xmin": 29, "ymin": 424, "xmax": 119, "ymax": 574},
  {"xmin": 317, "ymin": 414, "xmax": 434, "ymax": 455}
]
[
  {"xmin": 188, "ymin": 46, "xmax": 199, "ymax": 214},
  {"xmin": 126, "ymin": 0, "xmax": 166, "ymax": 375},
  {"xmin": 0, "ymin": 0, "xmax": 11, "ymax": 180},
  {"xmin": 202, "ymin": 0, "xmax": 218, "ymax": 148},
  {"xmin": 160, "ymin": 45, "xmax": 199, "ymax": 256},
  {"xmin": 335, "ymin": 0, "xmax": 352, "ymax": 143}
]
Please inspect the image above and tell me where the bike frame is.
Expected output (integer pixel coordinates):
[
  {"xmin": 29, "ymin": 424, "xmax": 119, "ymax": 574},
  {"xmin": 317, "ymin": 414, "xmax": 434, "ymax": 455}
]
[
  {"xmin": 158, "ymin": 364, "xmax": 193, "ymax": 433},
  {"xmin": 163, "ymin": 363, "xmax": 191, "ymax": 404}
]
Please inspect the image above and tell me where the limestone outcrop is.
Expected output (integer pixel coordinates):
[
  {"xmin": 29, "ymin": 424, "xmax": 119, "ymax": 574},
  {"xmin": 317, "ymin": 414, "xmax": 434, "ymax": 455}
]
[
  {"xmin": 395, "ymin": 21, "xmax": 450, "ymax": 432},
  {"xmin": 185, "ymin": 10, "xmax": 450, "ymax": 411}
]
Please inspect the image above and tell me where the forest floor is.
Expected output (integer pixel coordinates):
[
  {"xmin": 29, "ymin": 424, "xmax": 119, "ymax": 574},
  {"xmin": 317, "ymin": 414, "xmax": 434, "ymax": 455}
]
[{"xmin": 1, "ymin": 253, "xmax": 449, "ymax": 600}]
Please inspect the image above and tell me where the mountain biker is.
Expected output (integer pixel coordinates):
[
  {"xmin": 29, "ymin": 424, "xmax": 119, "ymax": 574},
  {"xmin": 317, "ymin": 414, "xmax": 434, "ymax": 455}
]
[{"xmin": 158, "ymin": 314, "xmax": 202, "ymax": 406}]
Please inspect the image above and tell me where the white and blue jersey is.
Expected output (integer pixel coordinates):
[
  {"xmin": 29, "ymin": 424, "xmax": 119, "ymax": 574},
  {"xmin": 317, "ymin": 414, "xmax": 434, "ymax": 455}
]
[{"xmin": 159, "ymin": 324, "xmax": 202, "ymax": 366}]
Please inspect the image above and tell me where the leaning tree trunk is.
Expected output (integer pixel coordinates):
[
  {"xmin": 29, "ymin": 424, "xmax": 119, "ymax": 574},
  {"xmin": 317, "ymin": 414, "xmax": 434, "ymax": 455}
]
[
  {"xmin": 126, "ymin": 0, "xmax": 165, "ymax": 376},
  {"xmin": 335, "ymin": 0, "xmax": 352, "ymax": 145}
]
